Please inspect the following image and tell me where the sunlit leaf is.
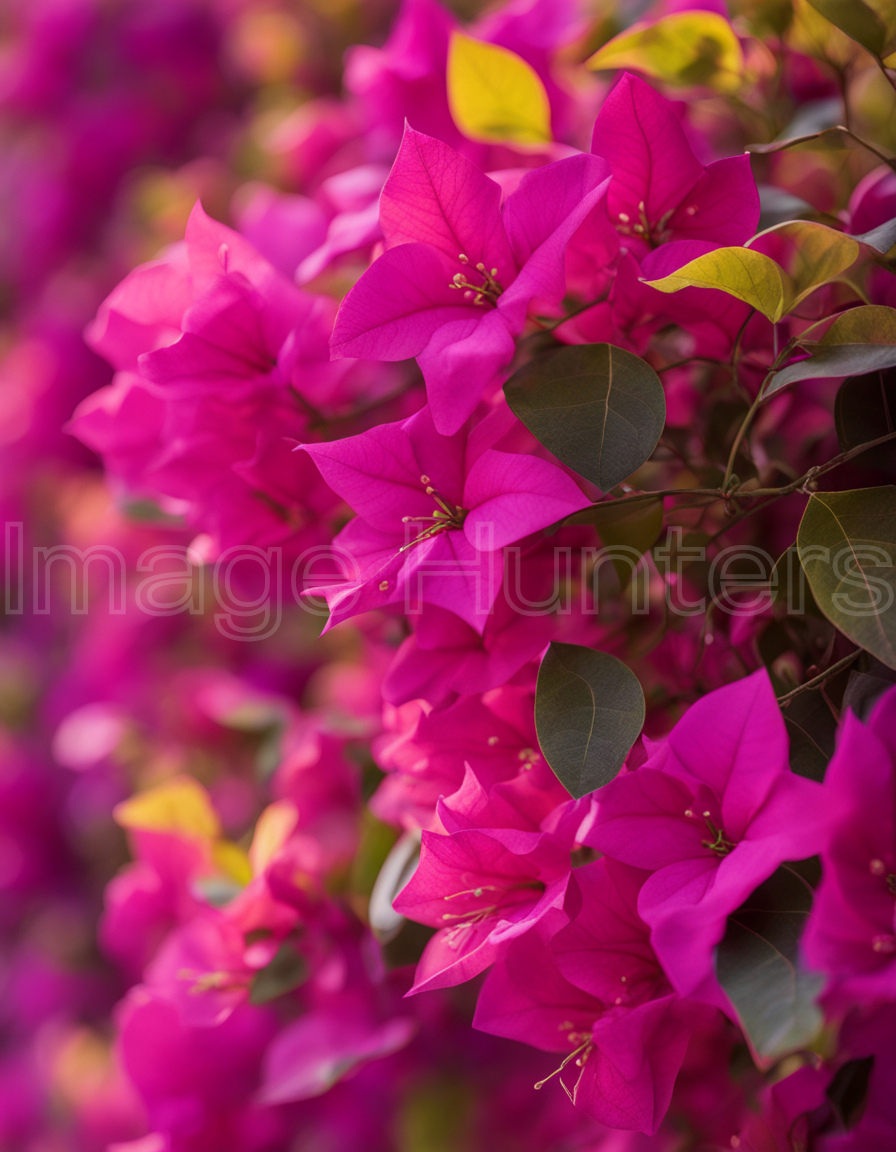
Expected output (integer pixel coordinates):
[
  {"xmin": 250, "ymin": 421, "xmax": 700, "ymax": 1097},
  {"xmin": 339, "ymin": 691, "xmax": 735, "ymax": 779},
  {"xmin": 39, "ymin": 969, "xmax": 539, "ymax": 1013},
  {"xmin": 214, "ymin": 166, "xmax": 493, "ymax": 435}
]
[
  {"xmin": 820, "ymin": 305, "xmax": 896, "ymax": 345},
  {"xmin": 586, "ymin": 11, "xmax": 745, "ymax": 92},
  {"xmin": 716, "ymin": 862, "xmax": 824, "ymax": 1065},
  {"xmin": 212, "ymin": 840, "xmax": 253, "ymax": 886},
  {"xmin": 249, "ymin": 800, "xmax": 299, "ymax": 876},
  {"xmin": 798, "ymin": 487, "xmax": 896, "ymax": 669},
  {"xmin": 535, "ymin": 643, "xmax": 645, "ymax": 799},
  {"xmin": 447, "ymin": 32, "xmax": 551, "ymax": 145},
  {"xmin": 504, "ymin": 344, "xmax": 666, "ymax": 491},
  {"xmin": 643, "ymin": 247, "xmax": 788, "ymax": 322},
  {"xmin": 806, "ymin": 0, "xmax": 894, "ymax": 57},
  {"xmin": 748, "ymin": 220, "xmax": 860, "ymax": 310},
  {"xmin": 113, "ymin": 775, "xmax": 221, "ymax": 839}
]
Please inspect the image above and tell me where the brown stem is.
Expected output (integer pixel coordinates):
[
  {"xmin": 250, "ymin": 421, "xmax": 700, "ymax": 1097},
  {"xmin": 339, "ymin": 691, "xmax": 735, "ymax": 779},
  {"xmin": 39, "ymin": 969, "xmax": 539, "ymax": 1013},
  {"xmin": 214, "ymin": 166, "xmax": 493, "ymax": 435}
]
[{"xmin": 777, "ymin": 649, "xmax": 861, "ymax": 705}]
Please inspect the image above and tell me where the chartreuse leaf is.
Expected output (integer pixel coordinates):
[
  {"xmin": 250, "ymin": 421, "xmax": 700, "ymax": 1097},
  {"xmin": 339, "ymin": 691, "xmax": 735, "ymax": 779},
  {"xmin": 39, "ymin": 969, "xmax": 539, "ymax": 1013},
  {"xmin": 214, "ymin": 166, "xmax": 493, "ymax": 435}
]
[
  {"xmin": 749, "ymin": 220, "xmax": 860, "ymax": 311},
  {"xmin": 535, "ymin": 643, "xmax": 645, "ymax": 799},
  {"xmin": 806, "ymin": 0, "xmax": 896, "ymax": 57},
  {"xmin": 797, "ymin": 487, "xmax": 896, "ymax": 670},
  {"xmin": 646, "ymin": 222, "xmax": 861, "ymax": 330},
  {"xmin": 716, "ymin": 862, "xmax": 824, "ymax": 1066},
  {"xmin": 113, "ymin": 775, "xmax": 221, "ymax": 838},
  {"xmin": 504, "ymin": 344, "xmax": 666, "ymax": 491},
  {"xmin": 821, "ymin": 305, "xmax": 896, "ymax": 346},
  {"xmin": 835, "ymin": 366, "xmax": 896, "ymax": 475},
  {"xmin": 447, "ymin": 32, "xmax": 551, "ymax": 145},
  {"xmin": 643, "ymin": 247, "xmax": 788, "ymax": 322},
  {"xmin": 249, "ymin": 800, "xmax": 299, "ymax": 876},
  {"xmin": 586, "ymin": 11, "xmax": 745, "ymax": 92}
]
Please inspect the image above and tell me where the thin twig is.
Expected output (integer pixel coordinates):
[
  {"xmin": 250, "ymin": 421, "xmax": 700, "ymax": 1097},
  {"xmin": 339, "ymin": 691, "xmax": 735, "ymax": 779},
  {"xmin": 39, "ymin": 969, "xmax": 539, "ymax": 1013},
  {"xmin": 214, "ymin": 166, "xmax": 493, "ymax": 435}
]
[{"xmin": 777, "ymin": 650, "xmax": 861, "ymax": 704}]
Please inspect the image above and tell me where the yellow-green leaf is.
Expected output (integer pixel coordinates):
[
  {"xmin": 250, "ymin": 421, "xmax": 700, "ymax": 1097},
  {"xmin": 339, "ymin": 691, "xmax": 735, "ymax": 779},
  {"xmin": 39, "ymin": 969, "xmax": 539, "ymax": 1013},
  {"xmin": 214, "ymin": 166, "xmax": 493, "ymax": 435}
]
[
  {"xmin": 820, "ymin": 304, "xmax": 896, "ymax": 345},
  {"xmin": 113, "ymin": 775, "xmax": 221, "ymax": 839},
  {"xmin": 249, "ymin": 799, "xmax": 299, "ymax": 876},
  {"xmin": 643, "ymin": 247, "xmax": 788, "ymax": 322},
  {"xmin": 806, "ymin": 0, "xmax": 896, "ymax": 58},
  {"xmin": 212, "ymin": 840, "xmax": 253, "ymax": 886},
  {"xmin": 447, "ymin": 32, "xmax": 551, "ymax": 145},
  {"xmin": 586, "ymin": 11, "xmax": 745, "ymax": 92},
  {"xmin": 748, "ymin": 220, "xmax": 859, "ymax": 311}
]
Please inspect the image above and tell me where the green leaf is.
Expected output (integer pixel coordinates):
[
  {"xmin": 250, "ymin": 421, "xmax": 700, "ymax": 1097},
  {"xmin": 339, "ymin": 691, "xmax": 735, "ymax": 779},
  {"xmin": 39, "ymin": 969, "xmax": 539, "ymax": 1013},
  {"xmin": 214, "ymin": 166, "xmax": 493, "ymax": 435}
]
[
  {"xmin": 586, "ymin": 11, "xmax": 745, "ymax": 92},
  {"xmin": 782, "ymin": 689, "xmax": 837, "ymax": 782},
  {"xmin": 643, "ymin": 246, "xmax": 788, "ymax": 321},
  {"xmin": 746, "ymin": 219, "xmax": 860, "ymax": 313},
  {"xmin": 852, "ymin": 215, "xmax": 896, "ymax": 255},
  {"xmin": 447, "ymin": 33, "xmax": 551, "ymax": 145},
  {"xmin": 716, "ymin": 862, "xmax": 824, "ymax": 1065},
  {"xmin": 766, "ymin": 344, "xmax": 896, "ymax": 394},
  {"xmin": 503, "ymin": 344, "xmax": 666, "ymax": 491},
  {"xmin": 369, "ymin": 829, "xmax": 422, "ymax": 943},
  {"xmin": 771, "ymin": 544, "xmax": 822, "ymax": 617},
  {"xmin": 567, "ymin": 497, "xmax": 664, "ymax": 587},
  {"xmin": 835, "ymin": 366, "xmax": 896, "ymax": 475},
  {"xmin": 821, "ymin": 305, "xmax": 896, "ymax": 345},
  {"xmin": 534, "ymin": 642, "xmax": 645, "ymax": 799},
  {"xmin": 826, "ymin": 1056, "xmax": 875, "ymax": 1130},
  {"xmin": 806, "ymin": 0, "xmax": 888, "ymax": 57},
  {"xmin": 797, "ymin": 487, "xmax": 896, "ymax": 670},
  {"xmin": 249, "ymin": 943, "xmax": 308, "ymax": 1004}
]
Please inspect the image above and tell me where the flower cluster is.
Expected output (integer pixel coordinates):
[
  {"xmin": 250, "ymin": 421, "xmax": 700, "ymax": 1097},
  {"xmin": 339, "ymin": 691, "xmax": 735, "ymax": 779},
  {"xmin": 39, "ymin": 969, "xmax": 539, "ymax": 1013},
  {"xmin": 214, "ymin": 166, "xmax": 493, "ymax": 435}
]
[{"xmin": 3, "ymin": 0, "xmax": 896, "ymax": 1149}]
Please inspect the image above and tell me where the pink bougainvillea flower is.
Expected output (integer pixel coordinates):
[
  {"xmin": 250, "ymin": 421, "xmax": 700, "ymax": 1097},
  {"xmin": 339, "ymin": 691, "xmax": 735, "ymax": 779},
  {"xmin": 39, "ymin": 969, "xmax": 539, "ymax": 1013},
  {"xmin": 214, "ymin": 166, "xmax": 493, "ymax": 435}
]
[
  {"xmin": 804, "ymin": 688, "xmax": 896, "ymax": 1003},
  {"xmin": 371, "ymin": 684, "xmax": 560, "ymax": 831},
  {"xmin": 331, "ymin": 126, "xmax": 610, "ymax": 433},
  {"xmin": 585, "ymin": 670, "xmax": 828, "ymax": 1005},
  {"xmin": 301, "ymin": 403, "xmax": 589, "ymax": 633},
  {"xmin": 590, "ymin": 72, "xmax": 759, "ymax": 253},
  {"xmin": 259, "ymin": 1000, "xmax": 416, "ymax": 1103},
  {"xmin": 393, "ymin": 821, "xmax": 571, "ymax": 992},
  {"xmin": 473, "ymin": 861, "xmax": 699, "ymax": 1135},
  {"xmin": 72, "ymin": 202, "xmax": 398, "ymax": 559}
]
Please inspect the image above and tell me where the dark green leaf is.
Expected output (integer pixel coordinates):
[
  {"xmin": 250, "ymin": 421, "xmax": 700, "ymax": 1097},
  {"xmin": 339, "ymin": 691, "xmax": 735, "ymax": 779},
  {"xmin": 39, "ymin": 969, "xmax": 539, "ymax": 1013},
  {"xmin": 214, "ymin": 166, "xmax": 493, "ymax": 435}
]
[
  {"xmin": 534, "ymin": 642, "xmax": 644, "ymax": 799},
  {"xmin": 567, "ymin": 497, "xmax": 663, "ymax": 587},
  {"xmin": 249, "ymin": 943, "xmax": 308, "ymax": 1004},
  {"xmin": 771, "ymin": 544, "xmax": 822, "ymax": 617},
  {"xmin": 782, "ymin": 689, "xmax": 837, "ymax": 782},
  {"xmin": 504, "ymin": 344, "xmax": 665, "ymax": 491},
  {"xmin": 766, "ymin": 345, "xmax": 896, "ymax": 395},
  {"xmin": 716, "ymin": 863, "xmax": 824, "ymax": 1065},
  {"xmin": 853, "ymin": 214, "xmax": 896, "ymax": 254},
  {"xmin": 835, "ymin": 367, "xmax": 896, "ymax": 475},
  {"xmin": 806, "ymin": 0, "xmax": 887, "ymax": 56},
  {"xmin": 798, "ymin": 487, "xmax": 896, "ymax": 670},
  {"xmin": 826, "ymin": 1056, "xmax": 875, "ymax": 1130},
  {"xmin": 842, "ymin": 666, "xmax": 896, "ymax": 720}
]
